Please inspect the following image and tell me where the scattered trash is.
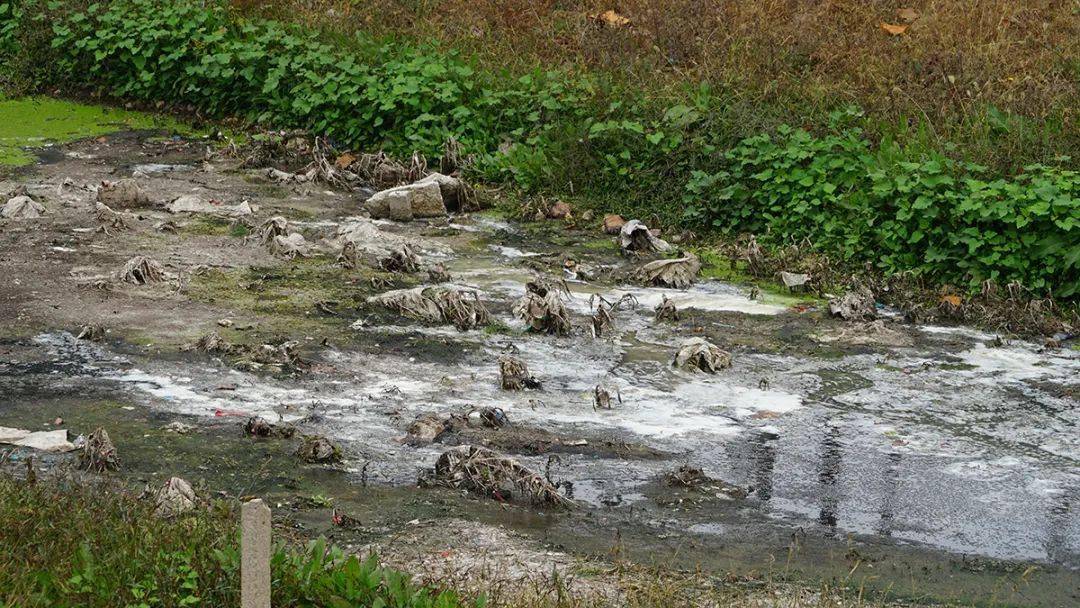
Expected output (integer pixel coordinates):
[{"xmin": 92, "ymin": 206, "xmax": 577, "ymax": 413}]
[
  {"xmin": 1, "ymin": 195, "xmax": 45, "ymax": 219},
  {"xmin": 500, "ymin": 355, "xmax": 542, "ymax": 390},
  {"xmin": 637, "ymin": 252, "xmax": 701, "ymax": 288},
  {"xmin": 593, "ymin": 385, "xmax": 621, "ymax": 410},
  {"xmin": 152, "ymin": 477, "xmax": 197, "ymax": 517},
  {"xmin": 166, "ymin": 194, "xmax": 254, "ymax": 217},
  {"xmin": 829, "ymin": 287, "xmax": 877, "ymax": 320},
  {"xmin": 602, "ymin": 214, "xmax": 626, "ymax": 235},
  {"xmin": 97, "ymin": 179, "xmax": 151, "ymax": 208},
  {"xmin": 619, "ymin": 220, "xmax": 671, "ymax": 254},
  {"xmin": 0, "ymin": 427, "xmax": 75, "ymax": 452},
  {"xmin": 115, "ymin": 256, "xmax": 171, "ymax": 285},
  {"xmin": 296, "ymin": 435, "xmax": 342, "ymax": 463},
  {"xmin": 268, "ymin": 233, "xmax": 310, "ymax": 259},
  {"xmin": 364, "ymin": 180, "xmax": 446, "ymax": 221},
  {"xmin": 424, "ymin": 445, "xmax": 572, "ymax": 506},
  {"xmin": 654, "ymin": 296, "xmax": 679, "ymax": 322},
  {"xmin": 80, "ymin": 427, "xmax": 120, "ymax": 471},
  {"xmin": 673, "ymin": 338, "xmax": 732, "ymax": 373}
]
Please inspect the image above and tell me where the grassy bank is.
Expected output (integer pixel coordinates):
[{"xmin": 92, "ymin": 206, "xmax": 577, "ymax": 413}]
[
  {"xmin": 0, "ymin": 475, "xmax": 480, "ymax": 608},
  {"xmin": 0, "ymin": 0, "xmax": 1077, "ymax": 298}
]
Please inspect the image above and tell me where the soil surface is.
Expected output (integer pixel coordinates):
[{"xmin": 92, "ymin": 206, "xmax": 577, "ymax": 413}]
[{"xmin": 1, "ymin": 130, "xmax": 1078, "ymax": 607}]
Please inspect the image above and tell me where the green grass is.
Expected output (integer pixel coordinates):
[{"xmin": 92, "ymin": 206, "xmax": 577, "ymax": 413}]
[
  {"xmin": 0, "ymin": 96, "xmax": 188, "ymax": 166},
  {"xmin": 0, "ymin": 475, "xmax": 480, "ymax": 607}
]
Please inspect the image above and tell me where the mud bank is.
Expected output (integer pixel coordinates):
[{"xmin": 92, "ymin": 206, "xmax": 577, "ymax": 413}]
[{"xmin": 1, "ymin": 128, "xmax": 1078, "ymax": 606}]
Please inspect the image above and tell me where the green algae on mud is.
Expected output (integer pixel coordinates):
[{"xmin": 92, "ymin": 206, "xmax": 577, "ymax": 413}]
[{"xmin": 0, "ymin": 97, "xmax": 190, "ymax": 167}]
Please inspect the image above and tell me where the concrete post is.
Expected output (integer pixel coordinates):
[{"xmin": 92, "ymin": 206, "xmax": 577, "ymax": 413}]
[{"xmin": 241, "ymin": 499, "xmax": 271, "ymax": 608}]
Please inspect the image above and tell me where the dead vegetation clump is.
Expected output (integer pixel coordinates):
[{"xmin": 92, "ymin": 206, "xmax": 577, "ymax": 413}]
[
  {"xmin": 427, "ymin": 263, "xmax": 452, "ymax": 283},
  {"xmin": 654, "ymin": 296, "xmax": 678, "ymax": 322},
  {"xmin": 636, "ymin": 252, "xmax": 701, "ymax": 289},
  {"xmin": 94, "ymin": 202, "xmax": 129, "ymax": 234},
  {"xmin": 368, "ymin": 286, "xmax": 490, "ymax": 330},
  {"xmin": 296, "ymin": 435, "xmax": 342, "ymax": 463},
  {"xmin": 258, "ymin": 216, "xmax": 290, "ymax": 244},
  {"xmin": 191, "ymin": 332, "xmax": 307, "ymax": 371},
  {"xmin": 268, "ymin": 233, "xmax": 311, "ymax": 259},
  {"xmin": 664, "ymin": 464, "xmax": 748, "ymax": 498},
  {"xmin": 80, "ymin": 427, "xmax": 119, "ymax": 472},
  {"xmin": 499, "ymin": 355, "xmax": 541, "ymax": 390},
  {"xmin": 673, "ymin": 338, "xmax": 732, "ymax": 373},
  {"xmin": 513, "ymin": 278, "xmax": 572, "ymax": 335},
  {"xmin": 829, "ymin": 286, "xmax": 877, "ymax": 320},
  {"xmin": 589, "ymin": 293, "xmax": 637, "ymax": 337},
  {"xmin": 379, "ymin": 243, "xmax": 421, "ymax": 273},
  {"xmin": 423, "ymin": 445, "xmax": 572, "ymax": 507},
  {"xmin": 620, "ymin": 220, "xmax": 671, "ymax": 255},
  {"xmin": 593, "ymin": 385, "xmax": 620, "ymax": 410},
  {"xmin": 115, "ymin": 256, "xmax": 171, "ymax": 285}
]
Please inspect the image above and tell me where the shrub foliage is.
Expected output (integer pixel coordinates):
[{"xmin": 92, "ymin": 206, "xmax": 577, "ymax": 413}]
[{"xmin": 1, "ymin": 0, "xmax": 1077, "ymax": 297}]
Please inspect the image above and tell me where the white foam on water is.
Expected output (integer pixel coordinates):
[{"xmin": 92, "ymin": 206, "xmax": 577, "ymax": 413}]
[{"xmin": 957, "ymin": 342, "xmax": 1080, "ymax": 383}]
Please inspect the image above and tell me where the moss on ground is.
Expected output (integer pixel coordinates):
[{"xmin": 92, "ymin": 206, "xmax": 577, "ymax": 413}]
[{"xmin": 0, "ymin": 96, "xmax": 190, "ymax": 166}]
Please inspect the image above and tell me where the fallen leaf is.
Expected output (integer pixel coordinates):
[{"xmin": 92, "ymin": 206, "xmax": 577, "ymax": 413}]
[
  {"xmin": 897, "ymin": 8, "xmax": 919, "ymax": 23},
  {"xmin": 940, "ymin": 294, "xmax": 962, "ymax": 307},
  {"xmin": 595, "ymin": 9, "xmax": 630, "ymax": 28},
  {"xmin": 880, "ymin": 22, "xmax": 909, "ymax": 36},
  {"xmin": 334, "ymin": 153, "xmax": 356, "ymax": 169}
]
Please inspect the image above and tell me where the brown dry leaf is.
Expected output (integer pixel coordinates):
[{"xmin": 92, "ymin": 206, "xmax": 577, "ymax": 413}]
[
  {"xmin": 880, "ymin": 22, "xmax": 909, "ymax": 36},
  {"xmin": 897, "ymin": 8, "xmax": 919, "ymax": 23},
  {"xmin": 334, "ymin": 153, "xmax": 357, "ymax": 169},
  {"xmin": 596, "ymin": 9, "xmax": 630, "ymax": 28},
  {"xmin": 940, "ymin": 294, "xmax": 963, "ymax": 307}
]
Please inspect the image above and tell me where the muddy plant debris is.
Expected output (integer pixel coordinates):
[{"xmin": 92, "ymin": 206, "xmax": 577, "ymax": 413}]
[
  {"xmin": 94, "ymin": 202, "xmax": 129, "ymax": 234},
  {"xmin": 654, "ymin": 296, "xmax": 679, "ymax": 322},
  {"xmin": 80, "ymin": 427, "xmax": 120, "ymax": 472},
  {"xmin": 76, "ymin": 324, "xmax": 105, "ymax": 341},
  {"xmin": 637, "ymin": 252, "xmax": 701, "ymax": 289},
  {"xmin": 593, "ymin": 385, "xmax": 621, "ymax": 410},
  {"xmin": 673, "ymin": 338, "xmax": 732, "ymax": 373},
  {"xmin": 296, "ymin": 435, "xmax": 342, "ymax": 463},
  {"xmin": 424, "ymin": 445, "xmax": 572, "ymax": 507},
  {"xmin": 664, "ymin": 465, "xmax": 747, "ymax": 499},
  {"xmin": 513, "ymin": 286, "xmax": 572, "ymax": 335},
  {"xmin": 589, "ymin": 294, "xmax": 636, "ymax": 338},
  {"xmin": 97, "ymin": 178, "xmax": 151, "ymax": 209},
  {"xmin": 619, "ymin": 220, "xmax": 671, "ymax": 254},
  {"xmin": 258, "ymin": 216, "xmax": 290, "ymax": 245},
  {"xmin": 115, "ymin": 256, "xmax": 172, "ymax": 285},
  {"xmin": 2, "ymin": 195, "xmax": 45, "ymax": 219},
  {"xmin": 150, "ymin": 476, "xmax": 197, "ymax": 518},
  {"xmin": 192, "ymin": 332, "xmax": 307, "ymax": 372},
  {"xmin": 368, "ymin": 286, "xmax": 490, "ymax": 330},
  {"xmin": 244, "ymin": 416, "xmax": 274, "ymax": 437},
  {"xmin": 406, "ymin": 413, "xmax": 454, "ymax": 445},
  {"xmin": 268, "ymin": 233, "xmax": 311, "ymax": 259},
  {"xmin": 500, "ymin": 355, "xmax": 541, "ymax": 390},
  {"xmin": 830, "ymin": 286, "xmax": 877, "ymax": 320},
  {"xmin": 427, "ymin": 263, "xmax": 451, "ymax": 283},
  {"xmin": 380, "ymin": 243, "xmax": 421, "ymax": 273}
]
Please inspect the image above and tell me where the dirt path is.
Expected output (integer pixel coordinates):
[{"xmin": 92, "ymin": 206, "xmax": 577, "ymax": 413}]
[{"xmin": 1, "ymin": 130, "xmax": 1078, "ymax": 606}]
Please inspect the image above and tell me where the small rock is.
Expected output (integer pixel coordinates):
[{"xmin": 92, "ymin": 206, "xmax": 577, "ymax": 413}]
[
  {"xmin": 547, "ymin": 200, "xmax": 572, "ymax": 219},
  {"xmin": 1, "ymin": 195, "xmax": 45, "ymax": 219},
  {"xmin": 365, "ymin": 180, "xmax": 446, "ymax": 221},
  {"xmin": 602, "ymin": 214, "xmax": 626, "ymax": 234},
  {"xmin": 296, "ymin": 435, "xmax": 341, "ymax": 463},
  {"xmin": 154, "ymin": 477, "xmax": 196, "ymax": 518}
]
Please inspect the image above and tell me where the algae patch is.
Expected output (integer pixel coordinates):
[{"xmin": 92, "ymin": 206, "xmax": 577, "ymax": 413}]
[{"xmin": 0, "ymin": 97, "xmax": 189, "ymax": 166}]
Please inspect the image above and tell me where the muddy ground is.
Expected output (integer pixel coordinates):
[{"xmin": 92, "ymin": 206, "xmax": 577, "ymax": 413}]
[{"xmin": 1, "ymin": 131, "xmax": 1078, "ymax": 606}]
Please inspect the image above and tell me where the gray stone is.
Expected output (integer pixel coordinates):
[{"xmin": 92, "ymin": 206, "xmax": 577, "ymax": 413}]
[
  {"xmin": 364, "ymin": 181, "xmax": 446, "ymax": 221},
  {"xmin": 97, "ymin": 179, "xmax": 151, "ymax": 209},
  {"xmin": 241, "ymin": 499, "xmax": 271, "ymax": 608}
]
